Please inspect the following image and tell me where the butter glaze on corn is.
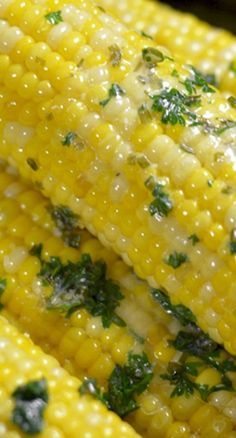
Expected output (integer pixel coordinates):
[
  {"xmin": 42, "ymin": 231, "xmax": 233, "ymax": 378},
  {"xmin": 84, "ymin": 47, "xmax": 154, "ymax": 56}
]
[
  {"xmin": 0, "ymin": 0, "xmax": 236, "ymax": 354},
  {"xmin": 0, "ymin": 164, "xmax": 236, "ymax": 437},
  {"xmin": 98, "ymin": 0, "xmax": 236, "ymax": 96},
  {"xmin": 0, "ymin": 315, "xmax": 139, "ymax": 438}
]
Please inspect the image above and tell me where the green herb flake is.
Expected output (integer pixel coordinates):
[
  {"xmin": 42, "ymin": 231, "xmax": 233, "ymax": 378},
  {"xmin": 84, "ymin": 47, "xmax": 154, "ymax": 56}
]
[
  {"xmin": 165, "ymin": 251, "xmax": 188, "ymax": 269},
  {"xmin": 214, "ymin": 120, "xmax": 236, "ymax": 135},
  {"xmin": 161, "ymin": 361, "xmax": 199, "ymax": 398},
  {"xmin": 80, "ymin": 353, "xmax": 153, "ymax": 417},
  {"xmin": 222, "ymin": 185, "xmax": 234, "ymax": 195},
  {"xmin": 184, "ymin": 66, "xmax": 216, "ymax": 94},
  {"xmin": 151, "ymin": 88, "xmax": 198, "ymax": 126},
  {"xmin": 138, "ymin": 103, "xmax": 152, "ymax": 123},
  {"xmin": 11, "ymin": 379, "xmax": 48, "ymax": 435},
  {"xmin": 160, "ymin": 361, "xmax": 227, "ymax": 401},
  {"xmin": 33, "ymin": 250, "xmax": 125, "ymax": 328},
  {"xmin": 100, "ymin": 83, "xmax": 125, "ymax": 107},
  {"xmin": 142, "ymin": 47, "xmax": 165, "ymax": 68},
  {"xmin": 45, "ymin": 10, "xmax": 62, "ymax": 25},
  {"xmin": 26, "ymin": 158, "xmax": 38, "ymax": 171},
  {"xmin": 0, "ymin": 278, "xmax": 6, "ymax": 310},
  {"xmin": 29, "ymin": 243, "xmax": 43, "ymax": 259},
  {"xmin": 139, "ymin": 30, "xmax": 153, "ymax": 39},
  {"xmin": 207, "ymin": 179, "xmax": 214, "ymax": 187},
  {"xmin": 61, "ymin": 132, "xmax": 78, "ymax": 146},
  {"xmin": 229, "ymin": 61, "xmax": 236, "ymax": 75},
  {"xmin": 96, "ymin": 5, "xmax": 106, "ymax": 12},
  {"xmin": 229, "ymin": 229, "xmax": 236, "ymax": 254},
  {"xmin": 79, "ymin": 378, "xmax": 108, "ymax": 406},
  {"xmin": 152, "ymin": 288, "xmax": 197, "ymax": 326},
  {"xmin": 188, "ymin": 234, "xmax": 200, "ymax": 246},
  {"xmin": 149, "ymin": 183, "xmax": 173, "ymax": 217},
  {"xmin": 48, "ymin": 205, "xmax": 81, "ymax": 249},
  {"xmin": 228, "ymin": 96, "xmax": 236, "ymax": 108},
  {"xmin": 171, "ymin": 68, "xmax": 179, "ymax": 78},
  {"xmin": 108, "ymin": 44, "xmax": 122, "ymax": 66}
]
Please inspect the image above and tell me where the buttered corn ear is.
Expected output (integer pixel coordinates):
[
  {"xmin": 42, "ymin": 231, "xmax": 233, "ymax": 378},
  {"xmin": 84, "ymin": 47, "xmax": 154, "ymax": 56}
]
[
  {"xmin": 1, "ymin": 164, "xmax": 236, "ymax": 437},
  {"xmin": 99, "ymin": 0, "xmax": 236, "ymax": 95},
  {"xmin": 0, "ymin": 0, "xmax": 236, "ymax": 354},
  {"xmin": 0, "ymin": 315, "xmax": 139, "ymax": 438}
]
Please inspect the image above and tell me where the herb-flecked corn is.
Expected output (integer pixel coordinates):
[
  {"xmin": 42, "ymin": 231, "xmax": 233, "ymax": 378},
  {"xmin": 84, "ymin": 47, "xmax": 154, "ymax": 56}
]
[
  {"xmin": 98, "ymin": 0, "xmax": 236, "ymax": 96},
  {"xmin": 0, "ymin": 314, "xmax": 140, "ymax": 438},
  {"xmin": 0, "ymin": 0, "xmax": 236, "ymax": 355},
  {"xmin": 1, "ymin": 163, "xmax": 236, "ymax": 437}
]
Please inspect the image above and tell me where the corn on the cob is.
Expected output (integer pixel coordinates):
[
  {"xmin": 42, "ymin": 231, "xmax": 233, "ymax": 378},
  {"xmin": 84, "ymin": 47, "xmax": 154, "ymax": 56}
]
[
  {"xmin": 0, "ymin": 314, "xmax": 139, "ymax": 438},
  {"xmin": 0, "ymin": 0, "xmax": 236, "ymax": 355},
  {"xmin": 98, "ymin": 0, "xmax": 236, "ymax": 96},
  {"xmin": 1, "ymin": 164, "xmax": 236, "ymax": 437}
]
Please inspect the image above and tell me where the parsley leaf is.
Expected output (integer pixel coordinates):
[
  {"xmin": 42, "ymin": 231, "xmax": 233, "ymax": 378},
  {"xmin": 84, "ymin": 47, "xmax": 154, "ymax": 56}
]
[
  {"xmin": 152, "ymin": 288, "xmax": 197, "ymax": 326},
  {"xmin": 108, "ymin": 45, "xmax": 122, "ymax": 66},
  {"xmin": 229, "ymin": 229, "xmax": 236, "ymax": 254},
  {"xmin": 228, "ymin": 96, "xmax": 236, "ymax": 108},
  {"xmin": 148, "ymin": 183, "xmax": 173, "ymax": 217},
  {"xmin": 11, "ymin": 379, "xmax": 48, "ymax": 435},
  {"xmin": 48, "ymin": 205, "xmax": 81, "ymax": 249},
  {"xmin": 61, "ymin": 132, "xmax": 78, "ymax": 146},
  {"xmin": 161, "ymin": 362, "xmax": 199, "ymax": 398},
  {"xmin": 165, "ymin": 251, "xmax": 188, "ymax": 269},
  {"xmin": 45, "ymin": 10, "xmax": 62, "ymax": 25},
  {"xmin": 229, "ymin": 61, "xmax": 236, "ymax": 75},
  {"xmin": 188, "ymin": 234, "xmax": 200, "ymax": 245},
  {"xmin": 79, "ymin": 378, "xmax": 108, "ymax": 406},
  {"xmin": 184, "ymin": 66, "xmax": 216, "ymax": 94},
  {"xmin": 80, "ymin": 353, "xmax": 153, "ymax": 417},
  {"xmin": 140, "ymin": 31, "xmax": 153, "ymax": 40},
  {"xmin": 26, "ymin": 158, "xmax": 38, "ymax": 171},
  {"xmin": 138, "ymin": 104, "xmax": 152, "ymax": 123},
  {"xmin": 100, "ymin": 83, "xmax": 125, "ymax": 107},
  {"xmin": 32, "ymin": 249, "xmax": 125, "ymax": 328},
  {"xmin": 151, "ymin": 88, "xmax": 198, "ymax": 126},
  {"xmin": 142, "ymin": 47, "xmax": 165, "ymax": 67},
  {"xmin": 0, "ymin": 278, "xmax": 6, "ymax": 310}
]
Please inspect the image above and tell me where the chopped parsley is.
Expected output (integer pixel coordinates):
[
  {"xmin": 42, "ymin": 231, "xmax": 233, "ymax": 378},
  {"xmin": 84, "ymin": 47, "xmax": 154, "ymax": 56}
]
[
  {"xmin": 161, "ymin": 361, "xmax": 232, "ymax": 401},
  {"xmin": 171, "ymin": 69, "xmax": 179, "ymax": 78},
  {"xmin": 48, "ymin": 205, "xmax": 81, "ymax": 249},
  {"xmin": 229, "ymin": 61, "xmax": 236, "ymax": 75},
  {"xmin": 152, "ymin": 289, "xmax": 236, "ymax": 400},
  {"xmin": 26, "ymin": 158, "xmax": 38, "ymax": 171},
  {"xmin": 0, "ymin": 278, "xmax": 6, "ymax": 310},
  {"xmin": 229, "ymin": 229, "xmax": 236, "ymax": 254},
  {"xmin": 151, "ymin": 88, "xmax": 199, "ymax": 126},
  {"xmin": 165, "ymin": 251, "xmax": 188, "ymax": 269},
  {"xmin": 207, "ymin": 179, "xmax": 214, "ymax": 187},
  {"xmin": 108, "ymin": 45, "xmax": 122, "ymax": 66},
  {"xmin": 100, "ymin": 83, "xmax": 125, "ymax": 107},
  {"xmin": 188, "ymin": 234, "xmax": 200, "ymax": 246},
  {"xmin": 139, "ymin": 31, "xmax": 153, "ymax": 40},
  {"xmin": 45, "ymin": 10, "xmax": 62, "ymax": 25},
  {"xmin": 228, "ymin": 96, "xmax": 236, "ymax": 108},
  {"xmin": 152, "ymin": 288, "xmax": 197, "ymax": 326},
  {"xmin": 127, "ymin": 153, "xmax": 150, "ymax": 169},
  {"xmin": 31, "ymin": 246, "xmax": 125, "ymax": 328},
  {"xmin": 146, "ymin": 182, "xmax": 173, "ymax": 217},
  {"xmin": 191, "ymin": 118, "xmax": 236, "ymax": 135},
  {"xmin": 80, "ymin": 352, "xmax": 153, "ymax": 417},
  {"xmin": 11, "ymin": 379, "xmax": 48, "ymax": 435},
  {"xmin": 61, "ymin": 132, "xmax": 78, "ymax": 146},
  {"xmin": 184, "ymin": 66, "xmax": 216, "ymax": 94},
  {"xmin": 142, "ymin": 47, "xmax": 165, "ymax": 68},
  {"xmin": 138, "ymin": 103, "xmax": 152, "ymax": 123}
]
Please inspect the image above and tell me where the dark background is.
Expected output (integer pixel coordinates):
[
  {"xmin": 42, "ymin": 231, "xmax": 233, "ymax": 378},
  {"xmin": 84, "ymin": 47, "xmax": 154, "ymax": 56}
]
[{"xmin": 161, "ymin": 0, "xmax": 236, "ymax": 34}]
